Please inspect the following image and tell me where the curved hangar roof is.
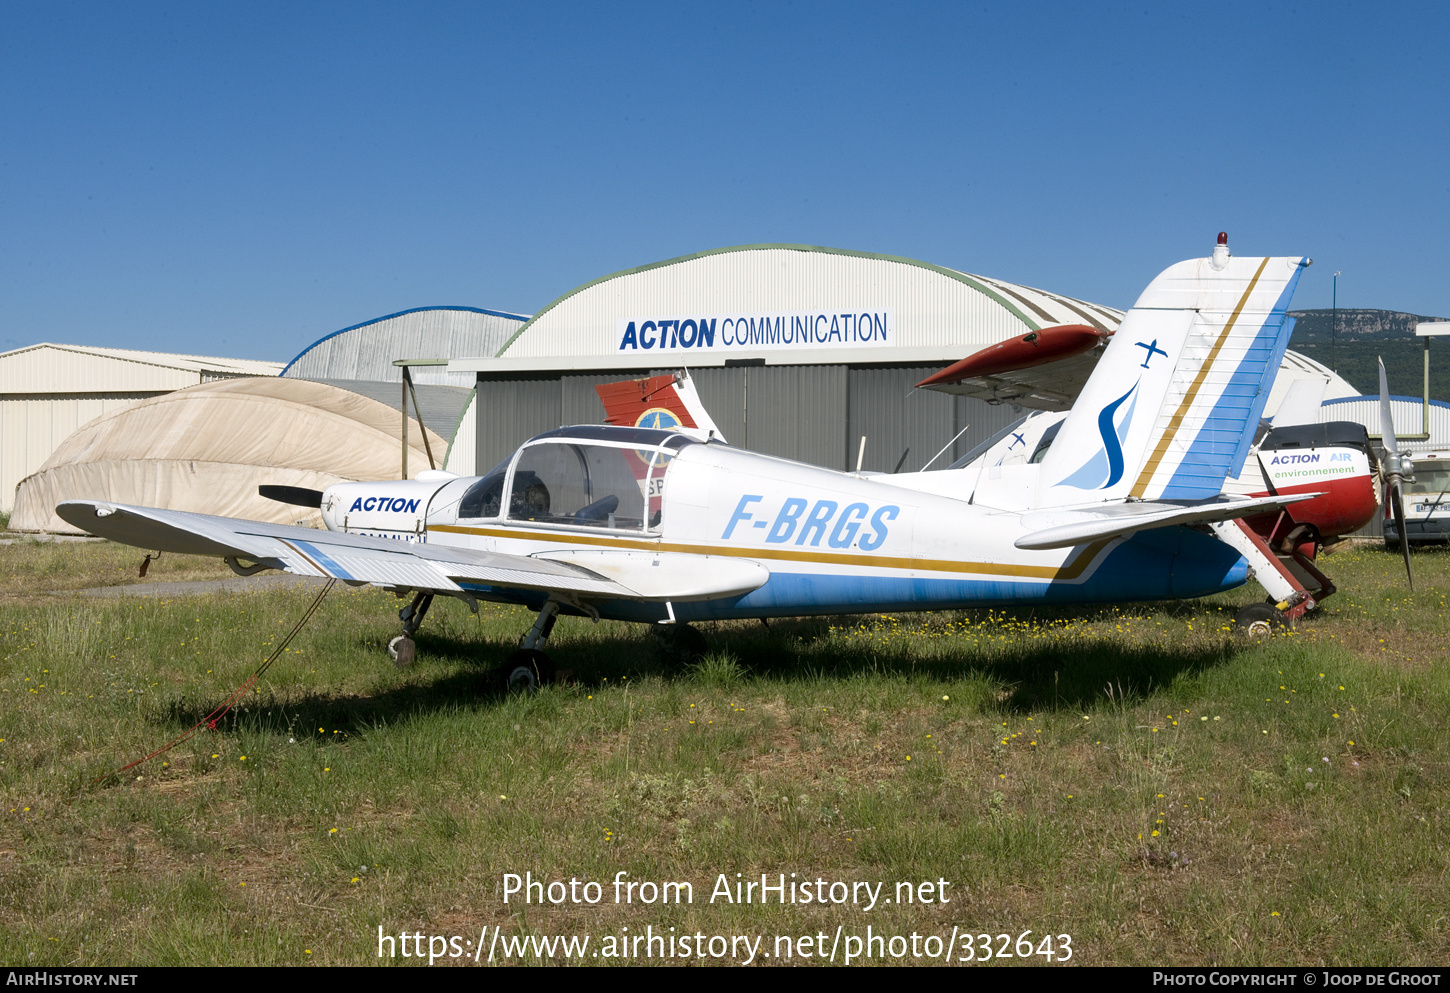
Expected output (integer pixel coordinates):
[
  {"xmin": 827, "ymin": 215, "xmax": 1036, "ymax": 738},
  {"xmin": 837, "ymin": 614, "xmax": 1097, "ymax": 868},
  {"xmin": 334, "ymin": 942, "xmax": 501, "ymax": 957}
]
[
  {"xmin": 284, "ymin": 306, "xmax": 529, "ymax": 387},
  {"xmin": 484, "ymin": 244, "xmax": 1126, "ymax": 368},
  {"xmin": 11, "ymin": 378, "xmax": 446, "ymax": 534}
]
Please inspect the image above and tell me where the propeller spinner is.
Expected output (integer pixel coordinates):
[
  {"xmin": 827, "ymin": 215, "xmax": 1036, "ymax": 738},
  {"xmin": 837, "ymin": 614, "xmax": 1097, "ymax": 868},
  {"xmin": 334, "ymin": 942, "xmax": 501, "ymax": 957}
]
[{"xmin": 1379, "ymin": 357, "xmax": 1416, "ymax": 589}]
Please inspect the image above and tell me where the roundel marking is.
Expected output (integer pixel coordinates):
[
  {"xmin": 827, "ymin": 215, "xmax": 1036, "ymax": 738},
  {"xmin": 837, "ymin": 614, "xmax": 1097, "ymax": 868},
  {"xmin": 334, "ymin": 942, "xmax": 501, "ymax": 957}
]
[
  {"xmin": 634, "ymin": 407, "xmax": 680, "ymax": 467},
  {"xmin": 636, "ymin": 407, "xmax": 682, "ymax": 431}
]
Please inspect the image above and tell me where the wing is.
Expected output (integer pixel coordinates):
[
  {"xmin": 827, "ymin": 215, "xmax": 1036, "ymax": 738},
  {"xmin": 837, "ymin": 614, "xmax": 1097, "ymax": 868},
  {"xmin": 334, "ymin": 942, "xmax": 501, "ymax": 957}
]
[
  {"xmin": 916, "ymin": 324, "xmax": 1111, "ymax": 411},
  {"xmin": 56, "ymin": 500, "xmax": 768, "ymax": 602}
]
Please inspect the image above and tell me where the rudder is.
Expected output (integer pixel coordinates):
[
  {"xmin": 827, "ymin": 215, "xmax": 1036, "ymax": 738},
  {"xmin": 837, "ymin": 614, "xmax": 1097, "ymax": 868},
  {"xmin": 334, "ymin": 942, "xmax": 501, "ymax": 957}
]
[{"xmin": 1036, "ymin": 244, "xmax": 1309, "ymax": 508}]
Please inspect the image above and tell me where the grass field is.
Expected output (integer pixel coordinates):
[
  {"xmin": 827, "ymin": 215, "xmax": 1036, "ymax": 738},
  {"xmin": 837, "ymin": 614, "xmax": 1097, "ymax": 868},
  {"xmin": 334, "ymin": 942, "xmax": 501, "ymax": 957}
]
[{"xmin": 0, "ymin": 536, "xmax": 1446, "ymax": 966}]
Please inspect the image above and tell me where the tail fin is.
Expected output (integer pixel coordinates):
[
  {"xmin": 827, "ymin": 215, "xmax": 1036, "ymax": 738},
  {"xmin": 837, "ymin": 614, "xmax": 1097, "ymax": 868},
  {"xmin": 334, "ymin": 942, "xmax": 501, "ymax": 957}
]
[
  {"xmin": 594, "ymin": 369, "xmax": 726, "ymax": 442},
  {"xmin": 1036, "ymin": 242, "xmax": 1309, "ymax": 508}
]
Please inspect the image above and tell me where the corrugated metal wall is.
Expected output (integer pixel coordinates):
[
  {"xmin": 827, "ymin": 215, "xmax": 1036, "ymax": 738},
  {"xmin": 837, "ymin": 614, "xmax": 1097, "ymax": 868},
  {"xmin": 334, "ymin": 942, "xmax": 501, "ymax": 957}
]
[
  {"xmin": 284, "ymin": 309, "xmax": 527, "ymax": 387},
  {"xmin": 475, "ymin": 374, "xmax": 564, "ymax": 472},
  {"xmin": 845, "ymin": 366, "xmax": 1029, "ymax": 473},
  {"xmin": 444, "ymin": 393, "xmax": 477, "ymax": 476},
  {"xmin": 472, "ymin": 363, "xmax": 1034, "ymax": 476},
  {"xmin": 740, "ymin": 366, "xmax": 849, "ymax": 467},
  {"xmin": 1, "ymin": 393, "xmax": 159, "ymax": 512},
  {"xmin": 0, "ymin": 345, "xmax": 280, "ymax": 393},
  {"xmin": 0, "ymin": 351, "xmax": 200, "ymax": 393}
]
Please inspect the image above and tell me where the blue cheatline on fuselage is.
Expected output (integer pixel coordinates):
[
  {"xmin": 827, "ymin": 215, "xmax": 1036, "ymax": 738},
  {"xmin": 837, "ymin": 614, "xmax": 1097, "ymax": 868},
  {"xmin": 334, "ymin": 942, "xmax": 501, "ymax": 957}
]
[{"xmin": 459, "ymin": 526, "xmax": 1247, "ymax": 623}]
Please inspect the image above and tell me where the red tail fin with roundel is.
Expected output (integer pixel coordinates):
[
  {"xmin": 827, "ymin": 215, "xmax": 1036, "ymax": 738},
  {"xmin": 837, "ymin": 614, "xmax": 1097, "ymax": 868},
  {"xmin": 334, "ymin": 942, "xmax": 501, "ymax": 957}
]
[{"xmin": 594, "ymin": 370, "xmax": 726, "ymax": 442}]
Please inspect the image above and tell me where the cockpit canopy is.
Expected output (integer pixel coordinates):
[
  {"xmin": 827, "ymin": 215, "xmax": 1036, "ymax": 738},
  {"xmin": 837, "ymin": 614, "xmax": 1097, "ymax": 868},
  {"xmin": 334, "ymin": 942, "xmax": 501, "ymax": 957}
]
[{"xmin": 454, "ymin": 426, "xmax": 700, "ymax": 531}]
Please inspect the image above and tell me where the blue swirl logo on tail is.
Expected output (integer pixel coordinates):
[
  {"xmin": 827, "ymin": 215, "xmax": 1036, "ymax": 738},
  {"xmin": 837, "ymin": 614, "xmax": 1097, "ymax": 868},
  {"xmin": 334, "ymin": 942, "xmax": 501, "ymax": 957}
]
[{"xmin": 1056, "ymin": 380, "xmax": 1139, "ymax": 489}]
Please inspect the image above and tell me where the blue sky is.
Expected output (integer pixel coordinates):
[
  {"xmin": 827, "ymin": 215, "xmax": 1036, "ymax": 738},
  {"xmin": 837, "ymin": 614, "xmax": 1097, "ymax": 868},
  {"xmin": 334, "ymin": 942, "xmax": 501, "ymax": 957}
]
[{"xmin": 3, "ymin": 2, "xmax": 1446, "ymax": 361}]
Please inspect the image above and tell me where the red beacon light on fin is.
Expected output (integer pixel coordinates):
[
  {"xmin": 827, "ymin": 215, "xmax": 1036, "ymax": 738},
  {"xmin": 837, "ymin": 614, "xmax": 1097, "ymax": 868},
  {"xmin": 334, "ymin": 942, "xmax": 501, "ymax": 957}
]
[{"xmin": 1211, "ymin": 231, "xmax": 1230, "ymax": 270}]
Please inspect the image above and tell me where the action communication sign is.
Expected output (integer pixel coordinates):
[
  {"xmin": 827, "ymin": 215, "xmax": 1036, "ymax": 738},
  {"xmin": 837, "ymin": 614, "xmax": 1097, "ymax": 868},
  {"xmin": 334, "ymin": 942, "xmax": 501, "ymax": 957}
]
[{"xmin": 615, "ymin": 309, "xmax": 894, "ymax": 355}]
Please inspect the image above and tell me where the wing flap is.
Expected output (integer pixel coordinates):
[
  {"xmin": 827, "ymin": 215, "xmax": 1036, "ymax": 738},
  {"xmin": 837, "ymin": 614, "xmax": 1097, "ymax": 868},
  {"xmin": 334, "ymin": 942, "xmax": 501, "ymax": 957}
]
[
  {"xmin": 275, "ymin": 537, "xmax": 462, "ymax": 590},
  {"xmin": 1014, "ymin": 493, "xmax": 1322, "ymax": 550},
  {"xmin": 532, "ymin": 549, "xmax": 769, "ymax": 601}
]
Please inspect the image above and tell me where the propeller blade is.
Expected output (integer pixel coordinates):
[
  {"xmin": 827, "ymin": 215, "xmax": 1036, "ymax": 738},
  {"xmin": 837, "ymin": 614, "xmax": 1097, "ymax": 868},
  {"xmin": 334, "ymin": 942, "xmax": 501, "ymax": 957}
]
[
  {"xmin": 1391, "ymin": 479, "xmax": 1414, "ymax": 590},
  {"xmin": 259, "ymin": 485, "xmax": 324, "ymax": 508},
  {"xmin": 1378, "ymin": 356, "xmax": 1398, "ymax": 456}
]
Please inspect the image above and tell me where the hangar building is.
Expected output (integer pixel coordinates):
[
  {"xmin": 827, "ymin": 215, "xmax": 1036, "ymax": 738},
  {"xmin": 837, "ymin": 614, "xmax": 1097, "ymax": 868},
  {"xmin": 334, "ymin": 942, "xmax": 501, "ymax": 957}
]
[
  {"xmin": 1, "ymin": 343, "xmax": 281, "ymax": 514},
  {"xmin": 450, "ymin": 244, "xmax": 1127, "ymax": 475},
  {"xmin": 281, "ymin": 305, "xmax": 528, "ymax": 476}
]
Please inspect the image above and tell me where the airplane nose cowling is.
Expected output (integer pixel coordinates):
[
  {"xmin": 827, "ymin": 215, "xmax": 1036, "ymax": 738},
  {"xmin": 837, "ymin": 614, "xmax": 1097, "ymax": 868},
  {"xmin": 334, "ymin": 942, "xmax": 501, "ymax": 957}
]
[{"xmin": 320, "ymin": 478, "xmax": 454, "ymax": 539}]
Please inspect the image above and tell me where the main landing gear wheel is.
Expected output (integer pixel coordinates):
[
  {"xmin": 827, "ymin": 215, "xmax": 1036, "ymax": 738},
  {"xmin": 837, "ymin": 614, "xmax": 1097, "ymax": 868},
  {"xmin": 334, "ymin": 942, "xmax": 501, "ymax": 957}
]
[
  {"xmin": 1234, "ymin": 602, "xmax": 1286, "ymax": 638},
  {"xmin": 500, "ymin": 649, "xmax": 555, "ymax": 694},
  {"xmin": 387, "ymin": 635, "xmax": 417, "ymax": 668},
  {"xmin": 654, "ymin": 623, "xmax": 708, "ymax": 667},
  {"xmin": 388, "ymin": 592, "xmax": 434, "ymax": 667}
]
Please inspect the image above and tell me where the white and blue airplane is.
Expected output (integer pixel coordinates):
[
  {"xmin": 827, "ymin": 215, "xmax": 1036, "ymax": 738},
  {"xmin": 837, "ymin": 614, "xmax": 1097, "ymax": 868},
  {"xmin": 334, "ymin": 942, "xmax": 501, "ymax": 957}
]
[{"xmin": 58, "ymin": 240, "xmax": 1316, "ymax": 690}]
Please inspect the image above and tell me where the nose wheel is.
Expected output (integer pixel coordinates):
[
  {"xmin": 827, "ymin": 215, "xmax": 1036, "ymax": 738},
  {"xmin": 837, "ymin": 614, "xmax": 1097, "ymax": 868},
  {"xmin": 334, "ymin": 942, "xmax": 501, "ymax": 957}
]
[
  {"xmin": 387, "ymin": 634, "xmax": 417, "ymax": 666},
  {"xmin": 387, "ymin": 592, "xmax": 434, "ymax": 667}
]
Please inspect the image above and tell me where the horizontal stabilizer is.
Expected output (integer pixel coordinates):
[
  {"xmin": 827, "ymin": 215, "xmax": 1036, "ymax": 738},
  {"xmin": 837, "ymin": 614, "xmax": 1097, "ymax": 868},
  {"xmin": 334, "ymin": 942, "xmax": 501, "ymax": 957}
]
[
  {"xmin": 1270, "ymin": 373, "xmax": 1327, "ymax": 427},
  {"xmin": 1014, "ymin": 492, "xmax": 1322, "ymax": 550}
]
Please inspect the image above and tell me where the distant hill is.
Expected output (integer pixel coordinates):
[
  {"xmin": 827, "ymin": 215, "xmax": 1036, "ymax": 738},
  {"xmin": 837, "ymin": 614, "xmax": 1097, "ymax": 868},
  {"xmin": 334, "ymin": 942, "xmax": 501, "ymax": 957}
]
[{"xmin": 1285, "ymin": 309, "xmax": 1450, "ymax": 400}]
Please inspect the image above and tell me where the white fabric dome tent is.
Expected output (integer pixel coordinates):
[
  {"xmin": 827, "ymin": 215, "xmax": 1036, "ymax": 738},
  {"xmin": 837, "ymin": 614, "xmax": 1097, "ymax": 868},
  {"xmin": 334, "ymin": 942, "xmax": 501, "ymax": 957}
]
[{"xmin": 11, "ymin": 377, "xmax": 445, "ymax": 534}]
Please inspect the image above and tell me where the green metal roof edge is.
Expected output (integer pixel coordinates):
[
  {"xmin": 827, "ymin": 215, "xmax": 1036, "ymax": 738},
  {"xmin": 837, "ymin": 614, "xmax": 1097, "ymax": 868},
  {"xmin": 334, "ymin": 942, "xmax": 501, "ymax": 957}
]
[
  {"xmin": 440, "ymin": 387, "xmax": 476, "ymax": 472},
  {"xmin": 493, "ymin": 243, "xmax": 1040, "ymax": 356}
]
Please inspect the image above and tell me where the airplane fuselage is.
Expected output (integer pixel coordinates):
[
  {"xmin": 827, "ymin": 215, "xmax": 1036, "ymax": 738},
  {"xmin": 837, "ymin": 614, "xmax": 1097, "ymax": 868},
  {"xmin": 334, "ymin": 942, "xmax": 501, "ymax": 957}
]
[{"xmin": 318, "ymin": 429, "xmax": 1247, "ymax": 623}]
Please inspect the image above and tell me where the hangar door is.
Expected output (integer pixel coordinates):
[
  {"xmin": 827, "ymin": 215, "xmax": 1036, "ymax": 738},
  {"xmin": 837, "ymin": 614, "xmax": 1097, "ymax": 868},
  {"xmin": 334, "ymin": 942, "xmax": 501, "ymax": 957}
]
[
  {"xmin": 474, "ymin": 366, "xmax": 850, "ymax": 471},
  {"xmin": 474, "ymin": 364, "xmax": 1024, "ymax": 475}
]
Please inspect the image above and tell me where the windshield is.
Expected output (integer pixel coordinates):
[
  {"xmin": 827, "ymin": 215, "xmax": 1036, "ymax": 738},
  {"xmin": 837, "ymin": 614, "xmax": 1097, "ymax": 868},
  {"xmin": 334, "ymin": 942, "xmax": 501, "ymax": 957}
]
[
  {"xmin": 456, "ymin": 459, "xmax": 511, "ymax": 519},
  {"xmin": 506, "ymin": 441, "xmax": 669, "ymax": 530}
]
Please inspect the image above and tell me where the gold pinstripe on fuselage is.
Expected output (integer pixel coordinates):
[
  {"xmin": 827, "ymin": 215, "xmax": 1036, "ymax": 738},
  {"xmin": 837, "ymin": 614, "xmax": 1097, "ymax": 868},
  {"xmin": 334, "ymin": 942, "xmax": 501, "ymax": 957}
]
[{"xmin": 428, "ymin": 524, "xmax": 1113, "ymax": 583}]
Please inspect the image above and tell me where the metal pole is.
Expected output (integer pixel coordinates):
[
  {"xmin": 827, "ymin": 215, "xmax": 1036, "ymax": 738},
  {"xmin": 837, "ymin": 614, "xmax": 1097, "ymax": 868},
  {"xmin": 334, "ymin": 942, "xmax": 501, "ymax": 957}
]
[
  {"xmin": 1331, "ymin": 271, "xmax": 1340, "ymax": 372},
  {"xmin": 1425, "ymin": 336, "xmax": 1431, "ymax": 437},
  {"xmin": 401, "ymin": 367, "xmax": 410, "ymax": 479},
  {"xmin": 406, "ymin": 370, "xmax": 437, "ymax": 470}
]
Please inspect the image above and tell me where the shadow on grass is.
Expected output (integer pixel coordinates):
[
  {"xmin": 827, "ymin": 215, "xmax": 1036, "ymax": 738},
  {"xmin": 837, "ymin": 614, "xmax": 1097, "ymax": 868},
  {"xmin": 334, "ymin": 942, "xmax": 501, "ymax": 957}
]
[
  {"xmin": 147, "ymin": 606, "xmax": 1247, "ymax": 736},
  {"xmin": 705, "ymin": 613, "xmax": 1242, "ymax": 711}
]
